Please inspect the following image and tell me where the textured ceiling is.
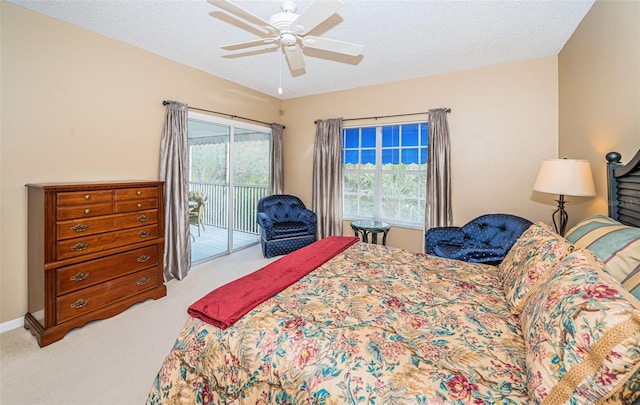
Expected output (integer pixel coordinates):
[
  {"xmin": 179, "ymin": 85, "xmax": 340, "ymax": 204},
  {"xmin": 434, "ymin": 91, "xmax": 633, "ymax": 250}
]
[{"xmin": 9, "ymin": 0, "xmax": 594, "ymax": 99}]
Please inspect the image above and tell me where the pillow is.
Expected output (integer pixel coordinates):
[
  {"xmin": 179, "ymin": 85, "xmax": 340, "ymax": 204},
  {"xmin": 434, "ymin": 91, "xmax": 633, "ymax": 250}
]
[
  {"xmin": 565, "ymin": 215, "xmax": 640, "ymax": 300},
  {"xmin": 520, "ymin": 249, "xmax": 640, "ymax": 404},
  {"xmin": 499, "ymin": 222, "xmax": 573, "ymax": 314}
]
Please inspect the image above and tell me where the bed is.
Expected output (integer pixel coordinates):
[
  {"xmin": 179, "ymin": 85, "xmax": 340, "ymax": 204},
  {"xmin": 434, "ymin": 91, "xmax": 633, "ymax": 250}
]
[{"xmin": 147, "ymin": 151, "xmax": 640, "ymax": 404}]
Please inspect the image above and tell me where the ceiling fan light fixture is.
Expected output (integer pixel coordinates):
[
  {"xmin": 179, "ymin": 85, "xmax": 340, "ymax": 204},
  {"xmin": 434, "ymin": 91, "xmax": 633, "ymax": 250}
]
[{"xmin": 280, "ymin": 32, "xmax": 297, "ymax": 46}]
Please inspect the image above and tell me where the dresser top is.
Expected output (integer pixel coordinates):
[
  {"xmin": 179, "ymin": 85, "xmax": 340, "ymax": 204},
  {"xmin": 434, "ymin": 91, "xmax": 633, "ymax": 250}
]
[{"xmin": 26, "ymin": 180, "xmax": 164, "ymax": 190}]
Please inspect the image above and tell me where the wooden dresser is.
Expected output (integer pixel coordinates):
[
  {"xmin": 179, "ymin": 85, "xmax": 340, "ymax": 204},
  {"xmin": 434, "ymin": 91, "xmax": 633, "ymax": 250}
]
[{"xmin": 25, "ymin": 181, "xmax": 167, "ymax": 347}]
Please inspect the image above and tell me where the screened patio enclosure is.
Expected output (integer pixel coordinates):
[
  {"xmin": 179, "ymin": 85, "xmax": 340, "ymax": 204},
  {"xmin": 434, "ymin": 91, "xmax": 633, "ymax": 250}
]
[{"xmin": 187, "ymin": 114, "xmax": 271, "ymax": 262}]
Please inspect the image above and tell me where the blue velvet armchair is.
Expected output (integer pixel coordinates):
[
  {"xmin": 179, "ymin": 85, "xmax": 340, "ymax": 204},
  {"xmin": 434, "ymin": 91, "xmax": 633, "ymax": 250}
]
[
  {"xmin": 425, "ymin": 213, "xmax": 533, "ymax": 265},
  {"xmin": 256, "ymin": 194, "xmax": 317, "ymax": 258}
]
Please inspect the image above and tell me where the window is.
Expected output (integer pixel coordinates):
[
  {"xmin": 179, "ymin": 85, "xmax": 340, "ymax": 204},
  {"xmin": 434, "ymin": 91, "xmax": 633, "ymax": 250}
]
[{"xmin": 342, "ymin": 122, "xmax": 428, "ymax": 228}]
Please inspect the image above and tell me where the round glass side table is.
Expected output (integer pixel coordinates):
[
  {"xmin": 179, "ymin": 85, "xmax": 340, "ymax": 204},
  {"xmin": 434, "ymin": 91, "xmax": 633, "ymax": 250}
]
[{"xmin": 351, "ymin": 220, "xmax": 390, "ymax": 245}]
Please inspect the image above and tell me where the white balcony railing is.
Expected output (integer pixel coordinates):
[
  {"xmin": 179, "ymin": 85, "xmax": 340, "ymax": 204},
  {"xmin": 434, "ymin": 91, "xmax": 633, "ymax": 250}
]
[{"xmin": 189, "ymin": 182, "xmax": 269, "ymax": 235}]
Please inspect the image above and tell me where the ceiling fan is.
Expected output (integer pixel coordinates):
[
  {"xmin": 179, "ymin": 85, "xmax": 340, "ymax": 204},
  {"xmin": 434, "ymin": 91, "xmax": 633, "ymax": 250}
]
[{"xmin": 207, "ymin": 0, "xmax": 364, "ymax": 73}]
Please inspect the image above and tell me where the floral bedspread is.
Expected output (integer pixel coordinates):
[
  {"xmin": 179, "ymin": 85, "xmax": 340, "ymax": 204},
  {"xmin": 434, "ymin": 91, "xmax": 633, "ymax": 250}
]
[{"xmin": 147, "ymin": 243, "xmax": 528, "ymax": 404}]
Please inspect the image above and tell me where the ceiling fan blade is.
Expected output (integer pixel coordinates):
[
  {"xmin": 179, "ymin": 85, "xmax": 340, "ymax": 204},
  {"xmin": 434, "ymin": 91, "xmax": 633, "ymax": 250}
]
[
  {"xmin": 290, "ymin": 0, "xmax": 344, "ymax": 35},
  {"xmin": 284, "ymin": 44, "xmax": 306, "ymax": 71},
  {"xmin": 221, "ymin": 38, "xmax": 278, "ymax": 51},
  {"xmin": 208, "ymin": 0, "xmax": 278, "ymax": 34},
  {"xmin": 302, "ymin": 36, "xmax": 363, "ymax": 56}
]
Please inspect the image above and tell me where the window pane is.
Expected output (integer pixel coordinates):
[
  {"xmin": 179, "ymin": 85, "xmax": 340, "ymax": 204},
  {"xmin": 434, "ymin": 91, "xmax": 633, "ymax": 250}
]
[
  {"xmin": 359, "ymin": 195, "xmax": 375, "ymax": 217},
  {"xmin": 361, "ymin": 127, "xmax": 376, "ymax": 147},
  {"xmin": 382, "ymin": 125, "xmax": 399, "ymax": 147},
  {"xmin": 343, "ymin": 194, "xmax": 358, "ymax": 217},
  {"xmin": 400, "ymin": 198, "xmax": 423, "ymax": 223},
  {"xmin": 381, "ymin": 173, "xmax": 399, "ymax": 196},
  {"xmin": 344, "ymin": 150, "xmax": 358, "ymax": 165},
  {"xmin": 381, "ymin": 149, "xmax": 399, "ymax": 165},
  {"xmin": 417, "ymin": 174, "xmax": 426, "ymax": 198},
  {"xmin": 402, "ymin": 124, "xmax": 419, "ymax": 146},
  {"xmin": 343, "ymin": 172, "xmax": 360, "ymax": 193},
  {"xmin": 360, "ymin": 173, "xmax": 375, "ymax": 195},
  {"xmin": 420, "ymin": 148, "xmax": 428, "ymax": 166},
  {"xmin": 382, "ymin": 197, "xmax": 400, "ymax": 219},
  {"xmin": 361, "ymin": 149, "xmax": 376, "ymax": 165},
  {"xmin": 420, "ymin": 122, "xmax": 428, "ymax": 144},
  {"xmin": 344, "ymin": 128, "xmax": 359, "ymax": 148},
  {"xmin": 401, "ymin": 148, "xmax": 419, "ymax": 164}
]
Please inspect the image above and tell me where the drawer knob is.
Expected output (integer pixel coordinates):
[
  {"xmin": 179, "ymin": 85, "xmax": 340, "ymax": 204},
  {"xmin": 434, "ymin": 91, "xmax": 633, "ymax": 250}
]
[
  {"xmin": 137, "ymin": 277, "xmax": 150, "ymax": 286},
  {"xmin": 137, "ymin": 203, "xmax": 143, "ymax": 208},
  {"xmin": 137, "ymin": 255, "xmax": 150, "ymax": 263},
  {"xmin": 71, "ymin": 242, "xmax": 89, "ymax": 252},
  {"xmin": 71, "ymin": 223, "xmax": 89, "ymax": 233},
  {"xmin": 137, "ymin": 215, "xmax": 149, "ymax": 222},
  {"xmin": 138, "ymin": 230, "xmax": 150, "ymax": 238},
  {"xmin": 136, "ymin": 191, "xmax": 142, "ymax": 196},
  {"xmin": 70, "ymin": 271, "xmax": 90, "ymax": 282},
  {"xmin": 71, "ymin": 298, "xmax": 89, "ymax": 309},
  {"xmin": 84, "ymin": 194, "xmax": 91, "ymax": 200},
  {"xmin": 84, "ymin": 209, "xmax": 92, "ymax": 215}
]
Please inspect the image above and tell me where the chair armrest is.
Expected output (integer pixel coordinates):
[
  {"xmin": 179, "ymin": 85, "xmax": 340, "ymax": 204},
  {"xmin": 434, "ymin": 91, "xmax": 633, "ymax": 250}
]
[
  {"xmin": 298, "ymin": 209, "xmax": 317, "ymax": 223},
  {"xmin": 256, "ymin": 212, "xmax": 273, "ymax": 229},
  {"xmin": 425, "ymin": 227, "xmax": 464, "ymax": 254},
  {"xmin": 298, "ymin": 209, "xmax": 317, "ymax": 234}
]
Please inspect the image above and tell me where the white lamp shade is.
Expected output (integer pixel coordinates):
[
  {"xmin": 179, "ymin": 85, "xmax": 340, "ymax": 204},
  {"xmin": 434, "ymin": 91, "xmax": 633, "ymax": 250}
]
[{"xmin": 533, "ymin": 159, "xmax": 596, "ymax": 197}]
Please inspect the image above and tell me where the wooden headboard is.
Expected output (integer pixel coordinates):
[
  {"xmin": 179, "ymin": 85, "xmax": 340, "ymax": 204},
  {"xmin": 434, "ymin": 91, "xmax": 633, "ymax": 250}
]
[{"xmin": 607, "ymin": 149, "xmax": 640, "ymax": 227}]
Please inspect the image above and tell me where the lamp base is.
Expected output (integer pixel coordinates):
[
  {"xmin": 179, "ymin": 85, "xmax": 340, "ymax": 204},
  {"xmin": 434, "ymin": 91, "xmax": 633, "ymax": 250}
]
[{"xmin": 552, "ymin": 194, "xmax": 568, "ymax": 236}]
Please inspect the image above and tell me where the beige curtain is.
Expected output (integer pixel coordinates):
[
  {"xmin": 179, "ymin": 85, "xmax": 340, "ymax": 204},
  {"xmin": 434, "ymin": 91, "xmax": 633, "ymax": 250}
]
[
  {"xmin": 159, "ymin": 101, "xmax": 191, "ymax": 281},
  {"xmin": 270, "ymin": 123, "xmax": 284, "ymax": 195},
  {"xmin": 424, "ymin": 108, "xmax": 452, "ymax": 232},
  {"xmin": 312, "ymin": 118, "xmax": 343, "ymax": 239}
]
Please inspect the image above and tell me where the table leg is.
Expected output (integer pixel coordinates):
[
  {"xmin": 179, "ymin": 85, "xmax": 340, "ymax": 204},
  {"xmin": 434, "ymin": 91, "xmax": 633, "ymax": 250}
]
[
  {"xmin": 371, "ymin": 232, "xmax": 378, "ymax": 244},
  {"xmin": 382, "ymin": 230, "xmax": 388, "ymax": 246}
]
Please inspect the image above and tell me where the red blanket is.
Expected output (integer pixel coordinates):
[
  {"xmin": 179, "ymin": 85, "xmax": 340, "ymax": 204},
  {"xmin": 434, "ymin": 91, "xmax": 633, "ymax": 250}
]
[{"xmin": 187, "ymin": 236, "xmax": 360, "ymax": 329}]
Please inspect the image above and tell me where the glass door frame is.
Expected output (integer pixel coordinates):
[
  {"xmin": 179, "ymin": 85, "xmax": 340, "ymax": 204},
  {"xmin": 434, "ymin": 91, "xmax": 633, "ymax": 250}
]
[{"xmin": 188, "ymin": 111, "xmax": 271, "ymax": 261}]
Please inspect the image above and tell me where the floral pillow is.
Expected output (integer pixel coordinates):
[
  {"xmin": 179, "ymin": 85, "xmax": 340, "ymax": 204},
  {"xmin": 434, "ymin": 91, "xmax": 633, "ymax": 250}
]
[
  {"xmin": 499, "ymin": 222, "xmax": 573, "ymax": 314},
  {"xmin": 520, "ymin": 249, "xmax": 640, "ymax": 404}
]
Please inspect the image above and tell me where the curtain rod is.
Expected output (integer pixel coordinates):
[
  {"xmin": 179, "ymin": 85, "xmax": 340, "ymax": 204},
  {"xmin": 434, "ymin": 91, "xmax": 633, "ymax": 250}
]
[
  {"xmin": 314, "ymin": 108, "xmax": 451, "ymax": 124},
  {"xmin": 162, "ymin": 101, "xmax": 284, "ymax": 129}
]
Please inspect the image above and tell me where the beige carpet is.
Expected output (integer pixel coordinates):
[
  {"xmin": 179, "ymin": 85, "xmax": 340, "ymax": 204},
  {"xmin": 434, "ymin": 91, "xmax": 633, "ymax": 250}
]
[{"xmin": 0, "ymin": 244, "xmax": 274, "ymax": 405}]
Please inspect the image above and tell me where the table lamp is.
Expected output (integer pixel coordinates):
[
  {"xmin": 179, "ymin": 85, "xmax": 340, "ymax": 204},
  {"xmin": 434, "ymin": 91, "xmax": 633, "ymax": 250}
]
[{"xmin": 533, "ymin": 158, "xmax": 595, "ymax": 236}]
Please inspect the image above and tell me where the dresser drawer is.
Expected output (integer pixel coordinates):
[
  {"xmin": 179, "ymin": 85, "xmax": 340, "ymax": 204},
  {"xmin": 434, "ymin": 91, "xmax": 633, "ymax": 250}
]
[
  {"xmin": 57, "ymin": 210, "xmax": 158, "ymax": 240},
  {"xmin": 57, "ymin": 190, "xmax": 113, "ymax": 206},
  {"xmin": 56, "ymin": 245, "xmax": 159, "ymax": 295},
  {"xmin": 56, "ymin": 225, "xmax": 159, "ymax": 260},
  {"xmin": 56, "ymin": 267, "xmax": 159, "ymax": 323},
  {"xmin": 57, "ymin": 203, "xmax": 114, "ymax": 221},
  {"xmin": 115, "ymin": 187, "xmax": 158, "ymax": 200},
  {"xmin": 115, "ymin": 198, "xmax": 158, "ymax": 213}
]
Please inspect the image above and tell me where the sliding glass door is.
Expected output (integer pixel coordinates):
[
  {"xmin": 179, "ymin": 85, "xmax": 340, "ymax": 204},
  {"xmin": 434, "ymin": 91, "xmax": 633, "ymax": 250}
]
[{"xmin": 187, "ymin": 112, "xmax": 270, "ymax": 263}]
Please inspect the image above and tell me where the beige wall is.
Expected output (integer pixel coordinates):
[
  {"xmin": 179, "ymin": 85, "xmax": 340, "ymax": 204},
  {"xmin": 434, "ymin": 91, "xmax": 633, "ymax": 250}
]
[
  {"xmin": 0, "ymin": 2, "xmax": 282, "ymax": 324},
  {"xmin": 282, "ymin": 57, "xmax": 560, "ymax": 252},
  {"xmin": 558, "ymin": 0, "xmax": 640, "ymax": 225}
]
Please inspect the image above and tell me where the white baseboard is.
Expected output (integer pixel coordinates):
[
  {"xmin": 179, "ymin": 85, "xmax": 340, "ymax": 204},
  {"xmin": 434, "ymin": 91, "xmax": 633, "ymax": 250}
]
[{"xmin": 0, "ymin": 317, "xmax": 24, "ymax": 333}]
